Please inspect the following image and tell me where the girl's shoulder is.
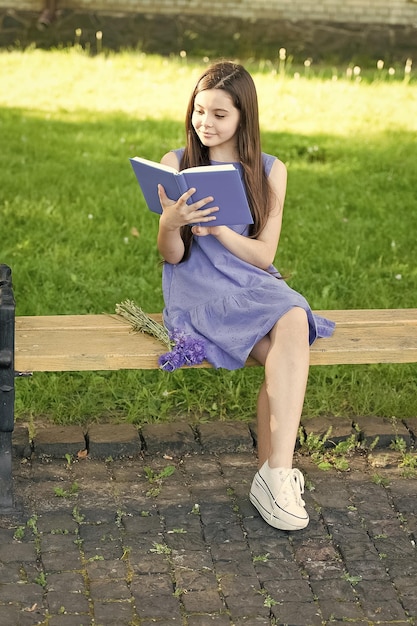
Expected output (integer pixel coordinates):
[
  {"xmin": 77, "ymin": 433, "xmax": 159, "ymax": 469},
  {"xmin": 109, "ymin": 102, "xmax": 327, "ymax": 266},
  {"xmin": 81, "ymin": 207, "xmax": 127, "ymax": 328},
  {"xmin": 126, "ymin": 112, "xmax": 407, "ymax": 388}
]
[
  {"xmin": 171, "ymin": 148, "xmax": 185, "ymax": 161},
  {"xmin": 261, "ymin": 152, "xmax": 278, "ymax": 177}
]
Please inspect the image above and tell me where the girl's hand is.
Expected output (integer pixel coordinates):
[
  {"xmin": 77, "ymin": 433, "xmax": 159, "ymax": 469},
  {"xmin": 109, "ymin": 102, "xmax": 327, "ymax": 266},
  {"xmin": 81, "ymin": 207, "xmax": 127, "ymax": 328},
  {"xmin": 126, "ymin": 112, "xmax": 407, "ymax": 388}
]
[
  {"xmin": 158, "ymin": 184, "xmax": 219, "ymax": 229},
  {"xmin": 191, "ymin": 224, "xmax": 224, "ymax": 237}
]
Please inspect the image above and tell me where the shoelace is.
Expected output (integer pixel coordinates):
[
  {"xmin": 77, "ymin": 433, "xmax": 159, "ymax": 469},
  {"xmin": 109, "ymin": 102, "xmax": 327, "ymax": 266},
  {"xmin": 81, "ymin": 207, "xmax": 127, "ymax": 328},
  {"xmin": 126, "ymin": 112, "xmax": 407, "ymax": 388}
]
[{"xmin": 287, "ymin": 468, "xmax": 306, "ymax": 506}]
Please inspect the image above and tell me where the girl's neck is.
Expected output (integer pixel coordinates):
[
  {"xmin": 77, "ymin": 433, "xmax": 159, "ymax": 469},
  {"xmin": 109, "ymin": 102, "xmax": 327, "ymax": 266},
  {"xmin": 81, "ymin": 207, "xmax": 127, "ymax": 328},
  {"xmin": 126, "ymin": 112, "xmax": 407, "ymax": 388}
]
[{"xmin": 208, "ymin": 146, "xmax": 240, "ymax": 163}]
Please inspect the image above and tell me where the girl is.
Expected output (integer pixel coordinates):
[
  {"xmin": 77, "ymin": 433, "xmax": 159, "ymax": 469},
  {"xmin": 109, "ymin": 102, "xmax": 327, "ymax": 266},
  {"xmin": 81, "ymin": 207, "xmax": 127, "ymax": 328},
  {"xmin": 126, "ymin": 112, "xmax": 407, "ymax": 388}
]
[{"xmin": 156, "ymin": 61, "xmax": 335, "ymax": 531}]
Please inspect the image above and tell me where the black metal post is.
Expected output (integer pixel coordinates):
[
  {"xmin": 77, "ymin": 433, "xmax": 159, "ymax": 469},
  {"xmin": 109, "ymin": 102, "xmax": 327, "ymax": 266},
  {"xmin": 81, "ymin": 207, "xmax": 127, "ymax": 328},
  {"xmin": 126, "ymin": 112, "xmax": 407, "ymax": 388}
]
[{"xmin": 0, "ymin": 264, "xmax": 15, "ymax": 511}]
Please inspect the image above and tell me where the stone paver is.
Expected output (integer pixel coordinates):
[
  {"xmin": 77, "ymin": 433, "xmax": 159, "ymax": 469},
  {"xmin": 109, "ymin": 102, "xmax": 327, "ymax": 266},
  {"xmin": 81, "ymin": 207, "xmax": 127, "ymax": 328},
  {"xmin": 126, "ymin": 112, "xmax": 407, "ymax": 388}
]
[{"xmin": 0, "ymin": 418, "xmax": 416, "ymax": 625}]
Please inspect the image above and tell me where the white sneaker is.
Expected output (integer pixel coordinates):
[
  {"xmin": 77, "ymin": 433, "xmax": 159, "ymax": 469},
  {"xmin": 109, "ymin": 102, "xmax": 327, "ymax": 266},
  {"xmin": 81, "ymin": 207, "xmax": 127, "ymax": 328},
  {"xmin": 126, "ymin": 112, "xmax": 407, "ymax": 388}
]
[{"xmin": 249, "ymin": 462, "xmax": 309, "ymax": 531}]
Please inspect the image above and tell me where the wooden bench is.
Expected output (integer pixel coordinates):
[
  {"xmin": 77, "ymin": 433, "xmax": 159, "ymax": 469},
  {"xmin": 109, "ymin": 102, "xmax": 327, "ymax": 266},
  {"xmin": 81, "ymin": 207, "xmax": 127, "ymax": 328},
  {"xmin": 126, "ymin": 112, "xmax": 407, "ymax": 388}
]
[
  {"xmin": 14, "ymin": 309, "xmax": 417, "ymax": 371},
  {"xmin": 1, "ymin": 262, "xmax": 417, "ymax": 511}
]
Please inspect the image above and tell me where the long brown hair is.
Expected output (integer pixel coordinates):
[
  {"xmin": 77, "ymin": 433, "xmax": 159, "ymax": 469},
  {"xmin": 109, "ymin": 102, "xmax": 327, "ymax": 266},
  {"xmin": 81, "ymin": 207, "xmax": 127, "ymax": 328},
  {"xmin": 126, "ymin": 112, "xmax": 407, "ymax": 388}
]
[{"xmin": 179, "ymin": 61, "xmax": 273, "ymax": 260}]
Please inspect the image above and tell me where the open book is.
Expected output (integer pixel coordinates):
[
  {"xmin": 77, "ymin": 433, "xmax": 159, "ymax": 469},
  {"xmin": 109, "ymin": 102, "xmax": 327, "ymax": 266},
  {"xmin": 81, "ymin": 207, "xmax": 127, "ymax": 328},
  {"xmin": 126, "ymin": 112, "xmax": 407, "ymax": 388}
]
[{"xmin": 129, "ymin": 156, "xmax": 254, "ymax": 226}]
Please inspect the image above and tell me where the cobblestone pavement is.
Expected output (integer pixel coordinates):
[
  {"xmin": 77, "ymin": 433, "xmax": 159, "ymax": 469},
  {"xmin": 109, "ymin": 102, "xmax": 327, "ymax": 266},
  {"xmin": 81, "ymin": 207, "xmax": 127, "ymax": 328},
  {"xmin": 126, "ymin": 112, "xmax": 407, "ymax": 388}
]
[{"xmin": 0, "ymin": 417, "xmax": 416, "ymax": 626}]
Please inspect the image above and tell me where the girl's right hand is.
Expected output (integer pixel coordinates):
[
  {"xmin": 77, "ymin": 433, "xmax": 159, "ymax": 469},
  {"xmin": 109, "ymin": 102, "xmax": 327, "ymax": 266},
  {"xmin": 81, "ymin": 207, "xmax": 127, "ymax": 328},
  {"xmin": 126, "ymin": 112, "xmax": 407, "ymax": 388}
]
[{"xmin": 157, "ymin": 184, "xmax": 219, "ymax": 230}]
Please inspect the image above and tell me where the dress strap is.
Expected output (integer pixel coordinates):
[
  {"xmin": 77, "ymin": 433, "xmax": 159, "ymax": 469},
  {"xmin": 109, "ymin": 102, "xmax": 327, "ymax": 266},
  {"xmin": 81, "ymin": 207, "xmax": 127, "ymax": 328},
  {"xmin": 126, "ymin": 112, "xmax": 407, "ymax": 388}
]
[
  {"xmin": 262, "ymin": 153, "xmax": 276, "ymax": 177},
  {"xmin": 171, "ymin": 148, "xmax": 185, "ymax": 163}
]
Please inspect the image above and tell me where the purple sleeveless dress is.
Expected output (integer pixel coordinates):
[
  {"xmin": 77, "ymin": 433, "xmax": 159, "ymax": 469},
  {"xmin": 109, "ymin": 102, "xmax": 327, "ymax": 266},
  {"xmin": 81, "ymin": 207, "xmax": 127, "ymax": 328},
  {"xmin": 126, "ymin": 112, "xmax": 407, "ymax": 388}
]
[{"xmin": 162, "ymin": 150, "xmax": 335, "ymax": 370}]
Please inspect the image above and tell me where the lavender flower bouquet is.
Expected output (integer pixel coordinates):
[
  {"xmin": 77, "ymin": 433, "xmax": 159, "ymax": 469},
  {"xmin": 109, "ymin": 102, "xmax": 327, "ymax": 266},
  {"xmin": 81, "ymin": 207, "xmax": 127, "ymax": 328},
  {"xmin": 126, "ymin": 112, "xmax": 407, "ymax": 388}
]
[{"xmin": 115, "ymin": 300, "xmax": 206, "ymax": 371}]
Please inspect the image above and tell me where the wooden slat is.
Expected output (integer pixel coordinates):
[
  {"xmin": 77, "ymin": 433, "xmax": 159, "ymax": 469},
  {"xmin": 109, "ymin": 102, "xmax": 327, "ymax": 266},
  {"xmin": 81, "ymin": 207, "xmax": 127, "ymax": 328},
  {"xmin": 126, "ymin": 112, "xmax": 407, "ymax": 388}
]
[
  {"xmin": 14, "ymin": 310, "xmax": 417, "ymax": 372},
  {"xmin": 314, "ymin": 309, "xmax": 417, "ymax": 326},
  {"xmin": 15, "ymin": 315, "xmax": 162, "ymax": 372},
  {"xmin": 312, "ymin": 309, "xmax": 417, "ymax": 364}
]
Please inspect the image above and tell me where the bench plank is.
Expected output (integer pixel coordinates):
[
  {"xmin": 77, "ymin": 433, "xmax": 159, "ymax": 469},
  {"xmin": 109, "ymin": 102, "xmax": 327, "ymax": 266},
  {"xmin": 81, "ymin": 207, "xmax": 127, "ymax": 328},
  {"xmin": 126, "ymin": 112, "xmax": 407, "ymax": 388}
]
[{"xmin": 14, "ymin": 309, "xmax": 417, "ymax": 372}]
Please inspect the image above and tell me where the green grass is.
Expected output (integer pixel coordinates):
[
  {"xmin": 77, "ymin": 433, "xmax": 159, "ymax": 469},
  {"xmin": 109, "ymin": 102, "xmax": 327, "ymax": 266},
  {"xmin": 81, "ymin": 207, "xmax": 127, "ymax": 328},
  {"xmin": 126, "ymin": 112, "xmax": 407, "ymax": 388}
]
[{"xmin": 1, "ymin": 48, "xmax": 416, "ymax": 426}]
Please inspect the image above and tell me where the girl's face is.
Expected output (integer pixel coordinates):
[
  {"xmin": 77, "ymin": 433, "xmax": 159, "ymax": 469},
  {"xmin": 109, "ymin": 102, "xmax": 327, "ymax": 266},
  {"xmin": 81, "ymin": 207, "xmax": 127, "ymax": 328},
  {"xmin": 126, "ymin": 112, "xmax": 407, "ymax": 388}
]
[{"xmin": 191, "ymin": 89, "xmax": 240, "ymax": 157}]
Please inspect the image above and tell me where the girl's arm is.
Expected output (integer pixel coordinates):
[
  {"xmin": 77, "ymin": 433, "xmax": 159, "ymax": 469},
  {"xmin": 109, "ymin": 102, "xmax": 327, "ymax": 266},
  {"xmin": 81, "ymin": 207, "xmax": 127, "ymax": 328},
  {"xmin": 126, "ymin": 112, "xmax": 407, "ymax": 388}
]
[
  {"xmin": 192, "ymin": 159, "xmax": 287, "ymax": 270},
  {"xmin": 156, "ymin": 151, "xmax": 219, "ymax": 264}
]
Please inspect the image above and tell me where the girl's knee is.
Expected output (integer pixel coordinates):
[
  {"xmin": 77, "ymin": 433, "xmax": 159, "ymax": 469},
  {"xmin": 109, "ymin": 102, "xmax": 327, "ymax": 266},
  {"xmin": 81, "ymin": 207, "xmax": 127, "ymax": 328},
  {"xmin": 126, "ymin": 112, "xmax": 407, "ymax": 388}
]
[
  {"xmin": 271, "ymin": 308, "xmax": 310, "ymax": 349},
  {"xmin": 279, "ymin": 307, "xmax": 309, "ymax": 334}
]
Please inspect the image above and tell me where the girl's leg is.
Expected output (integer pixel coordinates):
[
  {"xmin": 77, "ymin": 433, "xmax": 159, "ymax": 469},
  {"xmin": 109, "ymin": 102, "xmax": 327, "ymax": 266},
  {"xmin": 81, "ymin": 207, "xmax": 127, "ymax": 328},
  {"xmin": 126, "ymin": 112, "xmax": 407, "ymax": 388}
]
[
  {"xmin": 249, "ymin": 307, "xmax": 310, "ymax": 530},
  {"xmin": 250, "ymin": 307, "xmax": 309, "ymax": 467},
  {"xmin": 255, "ymin": 381, "xmax": 270, "ymax": 468},
  {"xmin": 266, "ymin": 307, "xmax": 310, "ymax": 467}
]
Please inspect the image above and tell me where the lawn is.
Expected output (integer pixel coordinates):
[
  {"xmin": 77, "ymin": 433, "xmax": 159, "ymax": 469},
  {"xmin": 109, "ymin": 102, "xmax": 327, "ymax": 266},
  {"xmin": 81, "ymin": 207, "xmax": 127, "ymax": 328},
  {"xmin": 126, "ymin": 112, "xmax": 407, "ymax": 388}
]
[{"xmin": 1, "ymin": 48, "xmax": 416, "ymax": 425}]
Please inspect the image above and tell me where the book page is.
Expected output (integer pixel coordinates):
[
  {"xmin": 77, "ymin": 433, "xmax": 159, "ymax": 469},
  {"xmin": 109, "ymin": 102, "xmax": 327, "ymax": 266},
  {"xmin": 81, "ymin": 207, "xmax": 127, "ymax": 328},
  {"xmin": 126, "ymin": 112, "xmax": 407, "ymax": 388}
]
[
  {"xmin": 183, "ymin": 164, "xmax": 236, "ymax": 174},
  {"xmin": 131, "ymin": 157, "xmax": 179, "ymax": 175}
]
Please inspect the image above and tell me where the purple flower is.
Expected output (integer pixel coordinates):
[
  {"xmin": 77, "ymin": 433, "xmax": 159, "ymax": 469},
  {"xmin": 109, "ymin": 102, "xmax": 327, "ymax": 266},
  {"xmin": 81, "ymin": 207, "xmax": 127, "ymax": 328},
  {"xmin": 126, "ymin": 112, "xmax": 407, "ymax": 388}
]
[
  {"xmin": 183, "ymin": 338, "xmax": 206, "ymax": 365},
  {"xmin": 169, "ymin": 329, "xmax": 184, "ymax": 345},
  {"xmin": 158, "ymin": 349, "xmax": 183, "ymax": 372},
  {"xmin": 158, "ymin": 330, "xmax": 207, "ymax": 371}
]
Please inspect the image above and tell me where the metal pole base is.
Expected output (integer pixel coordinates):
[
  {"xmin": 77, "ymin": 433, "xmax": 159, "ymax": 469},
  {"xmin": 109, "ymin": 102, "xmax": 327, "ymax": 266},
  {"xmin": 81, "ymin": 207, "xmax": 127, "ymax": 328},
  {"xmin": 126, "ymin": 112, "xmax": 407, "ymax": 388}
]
[{"xmin": 0, "ymin": 431, "xmax": 14, "ymax": 512}]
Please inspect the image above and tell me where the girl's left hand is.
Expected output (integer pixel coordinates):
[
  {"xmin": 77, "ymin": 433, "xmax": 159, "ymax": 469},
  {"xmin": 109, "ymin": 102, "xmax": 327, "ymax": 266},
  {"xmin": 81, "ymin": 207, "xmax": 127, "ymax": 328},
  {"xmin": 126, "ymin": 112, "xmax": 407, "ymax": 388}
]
[{"xmin": 191, "ymin": 224, "xmax": 225, "ymax": 237}]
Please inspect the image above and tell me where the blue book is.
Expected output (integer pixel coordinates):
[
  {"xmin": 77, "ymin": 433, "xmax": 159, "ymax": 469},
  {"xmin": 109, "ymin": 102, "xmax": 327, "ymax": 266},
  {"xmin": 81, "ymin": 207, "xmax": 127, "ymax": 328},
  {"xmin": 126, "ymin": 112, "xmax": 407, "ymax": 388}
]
[{"xmin": 129, "ymin": 156, "xmax": 254, "ymax": 226}]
